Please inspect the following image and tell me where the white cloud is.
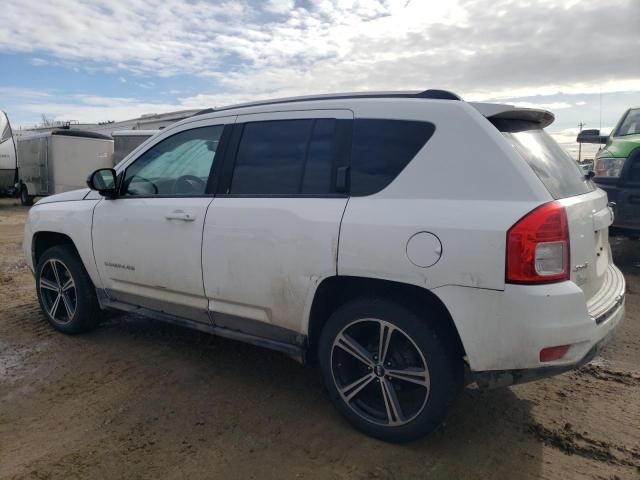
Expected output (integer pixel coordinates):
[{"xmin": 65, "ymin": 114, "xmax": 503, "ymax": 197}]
[
  {"xmin": 1, "ymin": 0, "xmax": 637, "ymax": 103},
  {"xmin": 264, "ymin": 0, "xmax": 295, "ymax": 14},
  {"xmin": 2, "ymin": 0, "xmax": 639, "ymax": 133},
  {"xmin": 28, "ymin": 57, "xmax": 48, "ymax": 66}
]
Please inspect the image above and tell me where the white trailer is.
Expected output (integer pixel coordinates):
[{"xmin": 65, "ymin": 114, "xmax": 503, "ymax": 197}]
[
  {"xmin": 17, "ymin": 129, "xmax": 113, "ymax": 205},
  {"xmin": 0, "ymin": 111, "xmax": 18, "ymax": 195}
]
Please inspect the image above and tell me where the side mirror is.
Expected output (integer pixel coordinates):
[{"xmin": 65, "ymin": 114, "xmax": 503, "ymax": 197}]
[
  {"xmin": 577, "ymin": 129, "xmax": 608, "ymax": 144},
  {"xmin": 87, "ymin": 168, "xmax": 118, "ymax": 197}
]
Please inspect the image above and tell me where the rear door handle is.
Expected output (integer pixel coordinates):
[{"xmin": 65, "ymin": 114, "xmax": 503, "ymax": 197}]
[{"xmin": 165, "ymin": 210, "xmax": 196, "ymax": 222}]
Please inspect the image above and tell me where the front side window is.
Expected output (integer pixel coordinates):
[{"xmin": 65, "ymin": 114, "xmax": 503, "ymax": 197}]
[
  {"xmin": 230, "ymin": 119, "xmax": 338, "ymax": 195},
  {"xmin": 123, "ymin": 126, "xmax": 222, "ymax": 196}
]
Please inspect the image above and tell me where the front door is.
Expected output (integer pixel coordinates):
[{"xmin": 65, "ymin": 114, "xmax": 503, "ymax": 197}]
[{"xmin": 92, "ymin": 119, "xmax": 231, "ymax": 324}]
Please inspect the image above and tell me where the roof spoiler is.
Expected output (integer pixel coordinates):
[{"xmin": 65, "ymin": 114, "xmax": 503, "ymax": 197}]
[{"xmin": 471, "ymin": 103, "xmax": 555, "ymax": 129}]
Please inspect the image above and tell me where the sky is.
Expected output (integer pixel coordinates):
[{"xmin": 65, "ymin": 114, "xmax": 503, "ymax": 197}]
[{"xmin": 0, "ymin": 0, "xmax": 639, "ymax": 159}]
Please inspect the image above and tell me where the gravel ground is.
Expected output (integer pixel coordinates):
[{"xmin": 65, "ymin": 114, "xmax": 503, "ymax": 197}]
[{"xmin": 0, "ymin": 198, "xmax": 638, "ymax": 480}]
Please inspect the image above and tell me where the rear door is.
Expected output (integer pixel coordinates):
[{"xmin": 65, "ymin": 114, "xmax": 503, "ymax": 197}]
[
  {"xmin": 500, "ymin": 126, "xmax": 612, "ymax": 300},
  {"xmin": 202, "ymin": 109, "xmax": 352, "ymax": 335}
]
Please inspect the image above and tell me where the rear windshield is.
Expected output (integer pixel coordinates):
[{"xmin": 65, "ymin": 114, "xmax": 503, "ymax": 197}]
[{"xmin": 499, "ymin": 124, "xmax": 594, "ymax": 199}]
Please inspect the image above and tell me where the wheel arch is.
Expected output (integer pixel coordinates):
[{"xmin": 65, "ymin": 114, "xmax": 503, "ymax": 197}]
[
  {"xmin": 30, "ymin": 226, "xmax": 102, "ymax": 289},
  {"xmin": 306, "ymin": 275, "xmax": 466, "ymax": 364},
  {"xmin": 32, "ymin": 231, "xmax": 78, "ymax": 267}
]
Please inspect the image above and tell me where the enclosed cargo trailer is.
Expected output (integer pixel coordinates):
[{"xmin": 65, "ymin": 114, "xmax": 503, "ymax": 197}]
[{"xmin": 17, "ymin": 129, "xmax": 113, "ymax": 205}]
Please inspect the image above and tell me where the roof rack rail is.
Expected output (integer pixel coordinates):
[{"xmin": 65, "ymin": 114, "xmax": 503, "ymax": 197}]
[
  {"xmin": 415, "ymin": 89, "xmax": 461, "ymax": 100},
  {"xmin": 190, "ymin": 89, "xmax": 462, "ymax": 117},
  {"xmin": 192, "ymin": 108, "xmax": 215, "ymax": 117}
]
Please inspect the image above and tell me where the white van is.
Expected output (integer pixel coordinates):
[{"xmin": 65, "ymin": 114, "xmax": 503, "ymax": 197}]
[{"xmin": 23, "ymin": 90, "xmax": 625, "ymax": 442}]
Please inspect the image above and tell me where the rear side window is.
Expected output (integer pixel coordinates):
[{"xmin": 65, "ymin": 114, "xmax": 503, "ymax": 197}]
[
  {"xmin": 500, "ymin": 127, "xmax": 594, "ymax": 199},
  {"xmin": 350, "ymin": 119, "xmax": 435, "ymax": 196},
  {"xmin": 230, "ymin": 119, "xmax": 338, "ymax": 195}
]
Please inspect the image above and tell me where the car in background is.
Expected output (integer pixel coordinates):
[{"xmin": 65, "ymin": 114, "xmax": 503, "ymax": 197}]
[{"xmin": 578, "ymin": 107, "xmax": 640, "ymax": 237}]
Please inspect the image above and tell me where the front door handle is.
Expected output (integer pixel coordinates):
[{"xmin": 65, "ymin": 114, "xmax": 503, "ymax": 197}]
[{"xmin": 165, "ymin": 210, "xmax": 196, "ymax": 222}]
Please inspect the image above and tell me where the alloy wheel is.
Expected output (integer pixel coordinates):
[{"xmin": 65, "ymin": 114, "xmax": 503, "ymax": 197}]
[
  {"xmin": 39, "ymin": 259, "xmax": 77, "ymax": 323},
  {"xmin": 330, "ymin": 318, "xmax": 430, "ymax": 427}
]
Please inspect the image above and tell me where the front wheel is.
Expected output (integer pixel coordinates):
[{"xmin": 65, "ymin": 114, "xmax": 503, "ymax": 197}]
[
  {"xmin": 35, "ymin": 245, "xmax": 100, "ymax": 334},
  {"xmin": 318, "ymin": 298, "xmax": 462, "ymax": 442}
]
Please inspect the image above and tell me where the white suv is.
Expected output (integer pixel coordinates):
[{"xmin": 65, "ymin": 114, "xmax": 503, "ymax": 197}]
[{"xmin": 23, "ymin": 90, "xmax": 625, "ymax": 442}]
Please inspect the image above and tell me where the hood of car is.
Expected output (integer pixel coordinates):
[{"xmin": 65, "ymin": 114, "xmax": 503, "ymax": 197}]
[{"xmin": 34, "ymin": 188, "xmax": 92, "ymax": 205}]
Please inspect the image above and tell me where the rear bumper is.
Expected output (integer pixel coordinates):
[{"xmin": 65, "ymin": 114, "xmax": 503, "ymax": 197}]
[
  {"xmin": 433, "ymin": 264, "xmax": 626, "ymax": 382},
  {"xmin": 473, "ymin": 298, "xmax": 624, "ymax": 388}
]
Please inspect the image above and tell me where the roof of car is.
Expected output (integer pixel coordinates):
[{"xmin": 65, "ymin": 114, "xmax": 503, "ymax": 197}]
[
  {"xmin": 190, "ymin": 89, "xmax": 554, "ymax": 128},
  {"xmin": 191, "ymin": 89, "xmax": 461, "ymax": 116}
]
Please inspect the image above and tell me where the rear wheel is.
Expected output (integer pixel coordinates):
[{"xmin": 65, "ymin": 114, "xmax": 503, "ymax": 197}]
[
  {"xmin": 36, "ymin": 245, "xmax": 100, "ymax": 334},
  {"xmin": 20, "ymin": 185, "xmax": 33, "ymax": 206},
  {"xmin": 318, "ymin": 298, "xmax": 462, "ymax": 442}
]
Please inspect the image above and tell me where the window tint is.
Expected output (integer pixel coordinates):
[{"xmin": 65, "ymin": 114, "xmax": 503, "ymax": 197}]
[
  {"xmin": 123, "ymin": 126, "xmax": 222, "ymax": 196},
  {"xmin": 301, "ymin": 119, "xmax": 337, "ymax": 193},
  {"xmin": 501, "ymin": 129, "xmax": 594, "ymax": 199},
  {"xmin": 350, "ymin": 119, "xmax": 435, "ymax": 196},
  {"xmin": 230, "ymin": 119, "xmax": 338, "ymax": 195}
]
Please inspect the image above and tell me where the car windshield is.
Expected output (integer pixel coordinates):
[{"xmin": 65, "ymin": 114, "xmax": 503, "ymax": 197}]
[{"xmin": 614, "ymin": 108, "xmax": 640, "ymax": 137}]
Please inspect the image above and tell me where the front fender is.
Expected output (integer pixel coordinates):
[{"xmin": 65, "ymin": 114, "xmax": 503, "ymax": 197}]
[{"xmin": 26, "ymin": 200, "xmax": 103, "ymax": 288}]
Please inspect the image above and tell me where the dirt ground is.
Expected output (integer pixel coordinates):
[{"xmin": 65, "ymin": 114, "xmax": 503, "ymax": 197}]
[{"xmin": 0, "ymin": 198, "xmax": 638, "ymax": 480}]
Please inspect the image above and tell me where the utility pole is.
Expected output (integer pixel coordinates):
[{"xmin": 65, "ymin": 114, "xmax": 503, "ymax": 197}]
[{"xmin": 578, "ymin": 121, "xmax": 585, "ymax": 163}]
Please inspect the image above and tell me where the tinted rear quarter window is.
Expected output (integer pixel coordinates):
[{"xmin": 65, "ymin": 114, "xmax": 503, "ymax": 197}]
[
  {"xmin": 350, "ymin": 119, "xmax": 435, "ymax": 196},
  {"xmin": 499, "ymin": 125, "xmax": 594, "ymax": 199}
]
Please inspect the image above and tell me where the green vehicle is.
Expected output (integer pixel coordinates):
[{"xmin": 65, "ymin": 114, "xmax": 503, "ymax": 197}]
[{"xmin": 578, "ymin": 107, "xmax": 640, "ymax": 237}]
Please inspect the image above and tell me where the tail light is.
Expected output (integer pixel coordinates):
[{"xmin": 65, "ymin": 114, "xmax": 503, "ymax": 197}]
[{"xmin": 506, "ymin": 201, "xmax": 569, "ymax": 284}]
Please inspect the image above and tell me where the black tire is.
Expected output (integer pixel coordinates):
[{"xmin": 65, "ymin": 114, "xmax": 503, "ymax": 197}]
[
  {"xmin": 318, "ymin": 297, "xmax": 462, "ymax": 443},
  {"xmin": 20, "ymin": 185, "xmax": 33, "ymax": 206},
  {"xmin": 35, "ymin": 245, "xmax": 100, "ymax": 334}
]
